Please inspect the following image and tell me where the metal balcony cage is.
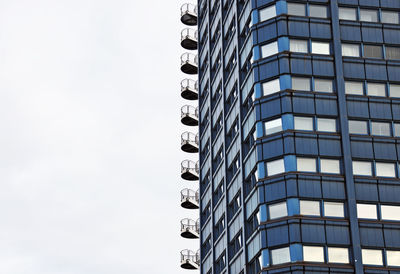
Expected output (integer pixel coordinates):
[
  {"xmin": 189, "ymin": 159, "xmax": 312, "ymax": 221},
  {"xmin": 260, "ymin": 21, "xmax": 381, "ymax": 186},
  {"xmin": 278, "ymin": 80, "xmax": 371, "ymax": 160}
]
[
  {"xmin": 180, "ymin": 218, "xmax": 200, "ymax": 231},
  {"xmin": 181, "ymin": 28, "xmax": 198, "ymax": 50},
  {"xmin": 181, "ymin": 105, "xmax": 199, "ymax": 126},
  {"xmin": 181, "ymin": 131, "xmax": 199, "ymax": 153},
  {"xmin": 181, "ymin": 160, "xmax": 199, "ymax": 181},
  {"xmin": 180, "ymin": 249, "xmax": 200, "ymax": 270},
  {"xmin": 181, "ymin": 79, "xmax": 198, "ymax": 100},
  {"xmin": 180, "ymin": 218, "xmax": 200, "ymax": 239},
  {"xmin": 181, "ymin": 53, "xmax": 198, "ymax": 75},
  {"xmin": 180, "ymin": 188, "xmax": 199, "ymax": 209},
  {"xmin": 180, "ymin": 3, "xmax": 198, "ymax": 26}
]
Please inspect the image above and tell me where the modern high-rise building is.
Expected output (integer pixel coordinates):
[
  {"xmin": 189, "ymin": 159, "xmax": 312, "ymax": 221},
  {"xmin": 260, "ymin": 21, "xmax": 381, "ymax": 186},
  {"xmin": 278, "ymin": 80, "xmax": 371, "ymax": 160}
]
[{"xmin": 181, "ymin": 1, "xmax": 400, "ymax": 273}]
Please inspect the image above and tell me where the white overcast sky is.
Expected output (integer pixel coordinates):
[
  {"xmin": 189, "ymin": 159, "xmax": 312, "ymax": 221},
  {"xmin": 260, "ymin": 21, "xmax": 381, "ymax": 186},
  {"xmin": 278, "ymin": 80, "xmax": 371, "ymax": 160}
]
[{"xmin": 0, "ymin": 1, "xmax": 197, "ymax": 273}]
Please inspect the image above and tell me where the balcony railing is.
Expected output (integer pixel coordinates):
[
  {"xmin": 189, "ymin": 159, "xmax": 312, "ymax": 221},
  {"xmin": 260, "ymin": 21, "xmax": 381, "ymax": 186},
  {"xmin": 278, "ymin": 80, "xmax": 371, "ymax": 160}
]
[
  {"xmin": 181, "ymin": 105, "xmax": 198, "ymax": 126},
  {"xmin": 181, "ymin": 53, "xmax": 198, "ymax": 75},
  {"xmin": 180, "ymin": 249, "xmax": 200, "ymax": 270},
  {"xmin": 181, "ymin": 28, "xmax": 198, "ymax": 50},
  {"xmin": 181, "ymin": 160, "xmax": 199, "ymax": 181},
  {"xmin": 181, "ymin": 79, "xmax": 198, "ymax": 100},
  {"xmin": 180, "ymin": 188, "xmax": 199, "ymax": 209},
  {"xmin": 180, "ymin": 3, "xmax": 197, "ymax": 26},
  {"xmin": 180, "ymin": 218, "xmax": 200, "ymax": 239},
  {"xmin": 181, "ymin": 131, "xmax": 199, "ymax": 153}
]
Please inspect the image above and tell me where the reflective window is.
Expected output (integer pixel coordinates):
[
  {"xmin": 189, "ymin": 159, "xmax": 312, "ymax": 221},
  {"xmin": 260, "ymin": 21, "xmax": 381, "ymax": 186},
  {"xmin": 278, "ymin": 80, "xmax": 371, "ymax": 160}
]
[
  {"xmin": 324, "ymin": 202, "xmax": 345, "ymax": 218},
  {"xmin": 287, "ymin": 3, "xmax": 306, "ymax": 16},
  {"xmin": 297, "ymin": 157, "xmax": 316, "ymax": 172},
  {"xmin": 367, "ymin": 83, "xmax": 386, "ymax": 96},
  {"xmin": 390, "ymin": 84, "xmax": 400, "ymax": 98},
  {"xmin": 371, "ymin": 122, "xmax": 390, "ymax": 136},
  {"xmin": 381, "ymin": 205, "xmax": 400, "ymax": 221},
  {"xmin": 269, "ymin": 202, "xmax": 288, "ymax": 220},
  {"xmin": 261, "ymin": 41, "xmax": 278, "ymax": 58},
  {"xmin": 292, "ymin": 77, "xmax": 310, "ymax": 91},
  {"xmin": 376, "ymin": 162, "xmax": 396, "ymax": 177},
  {"xmin": 386, "ymin": 47, "xmax": 400, "ymax": 60},
  {"xmin": 317, "ymin": 118, "xmax": 336, "ymax": 132},
  {"xmin": 312, "ymin": 41, "xmax": 330, "ymax": 55},
  {"xmin": 382, "ymin": 11, "xmax": 399, "ymax": 24},
  {"xmin": 395, "ymin": 123, "xmax": 400, "ymax": 137},
  {"xmin": 387, "ymin": 250, "xmax": 400, "ymax": 266},
  {"xmin": 360, "ymin": 9, "xmax": 378, "ymax": 22},
  {"xmin": 314, "ymin": 79, "xmax": 333, "ymax": 93},
  {"xmin": 300, "ymin": 200, "xmax": 320, "ymax": 216},
  {"xmin": 345, "ymin": 81, "xmax": 363, "ymax": 95},
  {"xmin": 303, "ymin": 246, "xmax": 324, "ymax": 262},
  {"xmin": 339, "ymin": 7, "xmax": 357, "ymax": 20},
  {"xmin": 265, "ymin": 118, "xmax": 282, "ymax": 135},
  {"xmin": 294, "ymin": 117, "xmax": 313, "ymax": 131},
  {"xmin": 357, "ymin": 204, "xmax": 377, "ymax": 219},
  {"xmin": 352, "ymin": 161, "xmax": 372, "ymax": 176},
  {"xmin": 328, "ymin": 247, "xmax": 349, "ymax": 264},
  {"xmin": 262, "ymin": 78, "xmax": 280, "ymax": 96},
  {"xmin": 349, "ymin": 120, "xmax": 368, "ymax": 135},
  {"xmin": 259, "ymin": 5, "xmax": 276, "ymax": 22},
  {"xmin": 320, "ymin": 159, "xmax": 340, "ymax": 174},
  {"xmin": 364, "ymin": 45, "xmax": 383, "ymax": 58},
  {"xmin": 342, "ymin": 44, "xmax": 360, "ymax": 57},
  {"xmin": 290, "ymin": 39, "xmax": 308, "ymax": 53},
  {"xmin": 266, "ymin": 159, "xmax": 285, "ymax": 176},
  {"xmin": 362, "ymin": 249, "xmax": 383, "ymax": 265},
  {"xmin": 309, "ymin": 5, "xmax": 327, "ymax": 18},
  {"xmin": 271, "ymin": 247, "xmax": 291, "ymax": 265}
]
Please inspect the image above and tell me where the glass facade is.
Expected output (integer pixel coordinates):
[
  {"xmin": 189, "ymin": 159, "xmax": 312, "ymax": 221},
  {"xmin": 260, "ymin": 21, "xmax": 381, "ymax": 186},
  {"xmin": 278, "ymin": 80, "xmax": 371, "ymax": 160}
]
[{"xmin": 196, "ymin": 0, "xmax": 400, "ymax": 273}]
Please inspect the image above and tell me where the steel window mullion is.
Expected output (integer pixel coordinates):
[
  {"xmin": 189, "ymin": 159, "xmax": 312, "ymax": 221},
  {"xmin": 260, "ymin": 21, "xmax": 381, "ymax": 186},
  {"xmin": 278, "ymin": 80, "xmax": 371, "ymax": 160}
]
[{"xmin": 330, "ymin": 1, "xmax": 363, "ymax": 273}]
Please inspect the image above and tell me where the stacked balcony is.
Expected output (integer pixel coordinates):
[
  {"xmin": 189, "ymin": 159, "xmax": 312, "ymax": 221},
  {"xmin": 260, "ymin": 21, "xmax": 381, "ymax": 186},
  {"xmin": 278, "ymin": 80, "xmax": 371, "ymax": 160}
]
[
  {"xmin": 181, "ymin": 28, "xmax": 198, "ymax": 50},
  {"xmin": 181, "ymin": 79, "xmax": 198, "ymax": 100},
  {"xmin": 180, "ymin": 218, "xmax": 200, "ymax": 239},
  {"xmin": 181, "ymin": 132, "xmax": 199, "ymax": 153},
  {"xmin": 180, "ymin": 3, "xmax": 197, "ymax": 26},
  {"xmin": 181, "ymin": 105, "xmax": 198, "ymax": 126},
  {"xmin": 181, "ymin": 160, "xmax": 199, "ymax": 181},
  {"xmin": 180, "ymin": 249, "xmax": 200, "ymax": 270},
  {"xmin": 181, "ymin": 188, "xmax": 199, "ymax": 209},
  {"xmin": 179, "ymin": 2, "xmax": 199, "ymax": 270},
  {"xmin": 180, "ymin": 53, "xmax": 198, "ymax": 74}
]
